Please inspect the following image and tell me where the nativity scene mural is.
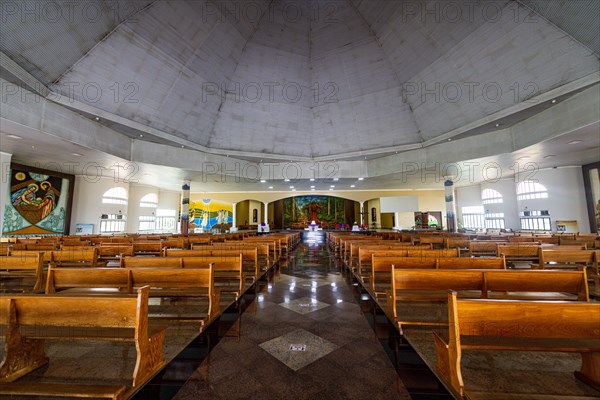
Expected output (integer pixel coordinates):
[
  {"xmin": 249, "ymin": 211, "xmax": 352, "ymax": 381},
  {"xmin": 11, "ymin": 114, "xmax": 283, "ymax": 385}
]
[{"xmin": 3, "ymin": 166, "xmax": 72, "ymax": 236}]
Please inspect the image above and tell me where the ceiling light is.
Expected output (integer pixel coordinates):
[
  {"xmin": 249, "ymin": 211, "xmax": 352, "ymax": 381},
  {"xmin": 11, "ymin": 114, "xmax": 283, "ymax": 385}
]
[
  {"xmin": 330, "ymin": 185, "xmax": 335, "ymax": 188},
  {"xmin": 284, "ymin": 179, "xmax": 290, "ymax": 182},
  {"xmin": 447, "ymin": 138, "xmax": 452, "ymax": 141},
  {"xmin": 333, "ymin": 178, "xmax": 339, "ymax": 181},
  {"xmin": 329, "ymin": 188, "xmax": 333, "ymax": 191},
  {"xmin": 268, "ymin": 186, "xmax": 273, "ymax": 189},
  {"xmin": 518, "ymin": 156, "xmax": 530, "ymax": 160},
  {"xmin": 6, "ymin": 134, "xmax": 22, "ymax": 139},
  {"xmin": 567, "ymin": 140, "xmax": 582, "ymax": 144},
  {"xmin": 551, "ymin": 99, "xmax": 557, "ymax": 104},
  {"xmin": 543, "ymin": 155, "xmax": 556, "ymax": 159},
  {"xmin": 358, "ymin": 177, "xmax": 364, "ymax": 181},
  {"xmin": 72, "ymin": 153, "xmax": 83, "ymax": 157},
  {"xmin": 260, "ymin": 179, "xmax": 266, "ymax": 183},
  {"xmin": 309, "ymin": 178, "xmax": 315, "ymax": 182},
  {"xmin": 350, "ymin": 185, "xmax": 355, "ymax": 188},
  {"xmin": 311, "ymin": 189, "xmax": 315, "ymax": 191},
  {"xmin": 310, "ymin": 185, "xmax": 315, "ymax": 188},
  {"xmin": 495, "ymin": 123, "xmax": 501, "ymax": 127},
  {"xmin": 181, "ymin": 145, "xmax": 185, "ymax": 148},
  {"xmin": 289, "ymin": 186, "xmax": 294, "ymax": 189},
  {"xmin": 292, "ymin": 189, "xmax": 296, "ymax": 192},
  {"xmin": 139, "ymin": 134, "xmax": 144, "ymax": 138},
  {"xmin": 94, "ymin": 117, "xmax": 100, "ymax": 121}
]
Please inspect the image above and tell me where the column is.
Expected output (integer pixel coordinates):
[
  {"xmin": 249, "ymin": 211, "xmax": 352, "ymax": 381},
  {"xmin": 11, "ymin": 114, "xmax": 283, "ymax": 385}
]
[
  {"xmin": 263, "ymin": 202, "xmax": 269, "ymax": 225},
  {"xmin": 445, "ymin": 179, "xmax": 457, "ymax": 232},
  {"xmin": 394, "ymin": 212, "xmax": 401, "ymax": 230},
  {"xmin": 231, "ymin": 202, "xmax": 237, "ymax": 229},
  {"xmin": 360, "ymin": 201, "xmax": 365, "ymax": 227},
  {"xmin": 180, "ymin": 180, "xmax": 191, "ymax": 234},
  {"xmin": 0, "ymin": 152, "xmax": 12, "ymax": 235}
]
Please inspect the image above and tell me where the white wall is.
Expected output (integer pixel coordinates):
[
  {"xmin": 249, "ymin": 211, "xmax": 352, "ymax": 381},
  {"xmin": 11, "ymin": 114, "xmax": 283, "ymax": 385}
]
[
  {"xmin": 455, "ymin": 166, "xmax": 591, "ymax": 233},
  {"xmin": 481, "ymin": 178, "xmax": 520, "ymax": 231},
  {"xmin": 0, "ymin": 152, "xmax": 12, "ymax": 236},
  {"xmin": 517, "ymin": 167, "xmax": 590, "ymax": 233},
  {"xmin": 70, "ymin": 176, "xmax": 128, "ymax": 234},
  {"xmin": 127, "ymin": 185, "xmax": 157, "ymax": 234}
]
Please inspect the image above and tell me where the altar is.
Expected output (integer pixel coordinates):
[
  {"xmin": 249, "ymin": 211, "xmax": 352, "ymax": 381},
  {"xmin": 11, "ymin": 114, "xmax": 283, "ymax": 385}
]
[{"xmin": 305, "ymin": 221, "xmax": 322, "ymax": 231}]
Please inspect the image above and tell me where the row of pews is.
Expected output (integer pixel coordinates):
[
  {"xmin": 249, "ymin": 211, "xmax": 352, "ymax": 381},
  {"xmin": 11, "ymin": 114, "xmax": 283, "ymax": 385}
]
[
  {"xmin": 0, "ymin": 232, "xmax": 300, "ymax": 399},
  {"xmin": 329, "ymin": 231, "xmax": 600, "ymax": 399}
]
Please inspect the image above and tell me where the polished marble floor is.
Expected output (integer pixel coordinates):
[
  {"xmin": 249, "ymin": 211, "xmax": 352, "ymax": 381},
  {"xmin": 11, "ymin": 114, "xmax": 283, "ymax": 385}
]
[{"xmin": 168, "ymin": 234, "xmax": 412, "ymax": 400}]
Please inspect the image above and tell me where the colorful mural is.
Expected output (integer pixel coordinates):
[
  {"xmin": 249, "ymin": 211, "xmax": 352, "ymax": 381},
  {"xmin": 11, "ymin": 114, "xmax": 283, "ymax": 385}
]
[
  {"xmin": 189, "ymin": 199, "xmax": 233, "ymax": 230},
  {"xmin": 3, "ymin": 168, "xmax": 70, "ymax": 236},
  {"xmin": 283, "ymin": 196, "xmax": 347, "ymax": 227}
]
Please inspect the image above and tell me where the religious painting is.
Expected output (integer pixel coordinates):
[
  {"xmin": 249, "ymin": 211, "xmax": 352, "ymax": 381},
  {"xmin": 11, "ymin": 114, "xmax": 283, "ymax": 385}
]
[
  {"xmin": 252, "ymin": 209, "xmax": 258, "ymax": 223},
  {"xmin": 282, "ymin": 196, "xmax": 346, "ymax": 228},
  {"xmin": 188, "ymin": 198, "xmax": 233, "ymax": 230},
  {"xmin": 3, "ymin": 164, "xmax": 74, "ymax": 236}
]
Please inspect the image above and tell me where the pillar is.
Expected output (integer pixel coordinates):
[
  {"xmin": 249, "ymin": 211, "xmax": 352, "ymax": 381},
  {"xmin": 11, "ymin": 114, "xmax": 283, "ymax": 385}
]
[
  {"xmin": 394, "ymin": 212, "xmax": 401, "ymax": 230},
  {"xmin": 180, "ymin": 180, "xmax": 190, "ymax": 234},
  {"xmin": 360, "ymin": 201, "xmax": 365, "ymax": 227},
  {"xmin": 445, "ymin": 180, "xmax": 457, "ymax": 232},
  {"xmin": 0, "ymin": 152, "xmax": 13, "ymax": 236},
  {"xmin": 263, "ymin": 202, "xmax": 269, "ymax": 225},
  {"xmin": 231, "ymin": 202, "xmax": 237, "ymax": 229}
]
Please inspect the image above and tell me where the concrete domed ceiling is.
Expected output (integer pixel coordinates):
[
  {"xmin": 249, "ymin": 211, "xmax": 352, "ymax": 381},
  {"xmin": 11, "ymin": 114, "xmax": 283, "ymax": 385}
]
[{"xmin": 1, "ymin": 0, "xmax": 599, "ymax": 161}]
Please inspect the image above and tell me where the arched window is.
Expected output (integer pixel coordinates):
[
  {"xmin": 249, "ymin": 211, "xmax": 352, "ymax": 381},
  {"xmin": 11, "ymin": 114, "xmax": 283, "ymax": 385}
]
[
  {"xmin": 102, "ymin": 187, "xmax": 128, "ymax": 205},
  {"xmin": 140, "ymin": 193, "xmax": 158, "ymax": 208},
  {"xmin": 482, "ymin": 189, "xmax": 503, "ymax": 204},
  {"xmin": 517, "ymin": 181, "xmax": 548, "ymax": 201}
]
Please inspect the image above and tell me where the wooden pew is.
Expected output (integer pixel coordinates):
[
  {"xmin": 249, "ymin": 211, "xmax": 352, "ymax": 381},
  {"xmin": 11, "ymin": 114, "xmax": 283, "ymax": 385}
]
[
  {"xmin": 192, "ymin": 243, "xmax": 271, "ymax": 270},
  {"xmin": 0, "ymin": 254, "xmax": 45, "ymax": 293},
  {"xmin": 132, "ymin": 242, "xmax": 163, "ymax": 256},
  {"xmin": 369, "ymin": 256, "xmax": 506, "ymax": 299},
  {"xmin": 388, "ymin": 269, "xmax": 589, "ymax": 333},
  {"xmin": 11, "ymin": 243, "xmax": 57, "ymax": 251},
  {"xmin": 164, "ymin": 249, "xmax": 259, "ymax": 284},
  {"xmin": 98, "ymin": 244, "xmax": 135, "ymax": 261},
  {"xmin": 0, "ymin": 286, "xmax": 166, "ymax": 393},
  {"xmin": 434, "ymin": 291, "xmax": 600, "ymax": 397},
  {"xmin": 496, "ymin": 244, "xmax": 540, "ymax": 267},
  {"xmin": 533, "ymin": 249, "xmax": 599, "ymax": 274},
  {"xmin": 45, "ymin": 267, "xmax": 219, "ymax": 323},
  {"xmin": 467, "ymin": 241, "xmax": 499, "ymax": 257}
]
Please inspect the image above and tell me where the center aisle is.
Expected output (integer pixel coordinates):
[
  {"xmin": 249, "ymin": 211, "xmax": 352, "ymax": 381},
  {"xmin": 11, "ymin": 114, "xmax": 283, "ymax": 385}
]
[{"xmin": 173, "ymin": 234, "xmax": 411, "ymax": 400}]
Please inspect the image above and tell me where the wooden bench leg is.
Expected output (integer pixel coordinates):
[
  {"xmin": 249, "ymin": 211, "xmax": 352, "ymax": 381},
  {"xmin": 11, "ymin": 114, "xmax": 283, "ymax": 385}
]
[
  {"xmin": 0, "ymin": 300, "xmax": 49, "ymax": 382},
  {"xmin": 433, "ymin": 331, "xmax": 464, "ymax": 398},
  {"xmin": 575, "ymin": 351, "xmax": 600, "ymax": 392},
  {"xmin": 132, "ymin": 331, "xmax": 165, "ymax": 387}
]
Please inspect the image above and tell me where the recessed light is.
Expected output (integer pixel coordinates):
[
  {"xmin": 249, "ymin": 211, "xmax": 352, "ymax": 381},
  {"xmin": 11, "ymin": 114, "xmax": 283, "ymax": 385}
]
[
  {"xmin": 181, "ymin": 145, "xmax": 185, "ymax": 148},
  {"xmin": 260, "ymin": 179, "xmax": 266, "ymax": 183},
  {"xmin": 567, "ymin": 140, "xmax": 582, "ymax": 145},
  {"xmin": 94, "ymin": 117, "xmax": 100, "ymax": 121},
  {"xmin": 333, "ymin": 178, "xmax": 339, "ymax": 181},
  {"xmin": 358, "ymin": 177, "xmax": 364, "ymax": 181},
  {"xmin": 495, "ymin": 123, "xmax": 501, "ymax": 127},
  {"xmin": 447, "ymin": 138, "xmax": 452, "ymax": 141},
  {"xmin": 72, "ymin": 153, "xmax": 83, "ymax": 157},
  {"xmin": 329, "ymin": 188, "xmax": 334, "ymax": 191},
  {"xmin": 309, "ymin": 178, "xmax": 315, "ymax": 182},
  {"xmin": 330, "ymin": 185, "xmax": 335, "ymax": 188},
  {"xmin": 284, "ymin": 179, "xmax": 290, "ymax": 182},
  {"xmin": 291, "ymin": 189, "xmax": 296, "ymax": 192},
  {"xmin": 289, "ymin": 186, "xmax": 294, "ymax": 189},
  {"xmin": 139, "ymin": 134, "xmax": 144, "ymax": 138},
  {"xmin": 6, "ymin": 134, "xmax": 22, "ymax": 139},
  {"xmin": 310, "ymin": 185, "xmax": 315, "ymax": 188},
  {"xmin": 350, "ymin": 185, "xmax": 355, "ymax": 188},
  {"xmin": 311, "ymin": 189, "xmax": 315, "ymax": 191},
  {"xmin": 268, "ymin": 186, "xmax": 273, "ymax": 189},
  {"xmin": 543, "ymin": 155, "xmax": 556, "ymax": 159},
  {"xmin": 551, "ymin": 99, "xmax": 557, "ymax": 104}
]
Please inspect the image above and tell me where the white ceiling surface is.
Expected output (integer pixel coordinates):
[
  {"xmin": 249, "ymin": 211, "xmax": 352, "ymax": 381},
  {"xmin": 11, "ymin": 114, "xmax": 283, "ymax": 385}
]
[{"xmin": 1, "ymin": 0, "xmax": 599, "ymax": 193}]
